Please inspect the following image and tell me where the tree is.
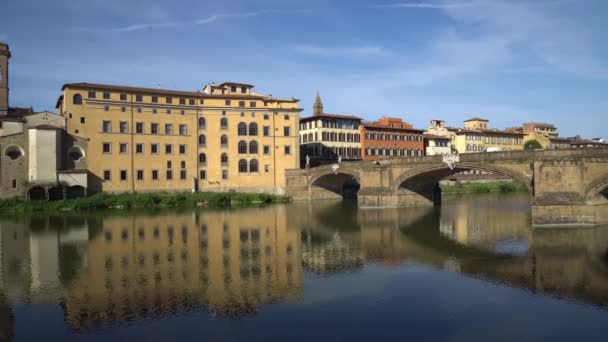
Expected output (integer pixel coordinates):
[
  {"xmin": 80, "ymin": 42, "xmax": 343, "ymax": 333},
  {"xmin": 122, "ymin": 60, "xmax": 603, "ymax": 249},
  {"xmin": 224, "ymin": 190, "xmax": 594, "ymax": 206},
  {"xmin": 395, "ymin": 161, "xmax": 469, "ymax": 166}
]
[{"xmin": 524, "ymin": 139, "xmax": 543, "ymax": 150}]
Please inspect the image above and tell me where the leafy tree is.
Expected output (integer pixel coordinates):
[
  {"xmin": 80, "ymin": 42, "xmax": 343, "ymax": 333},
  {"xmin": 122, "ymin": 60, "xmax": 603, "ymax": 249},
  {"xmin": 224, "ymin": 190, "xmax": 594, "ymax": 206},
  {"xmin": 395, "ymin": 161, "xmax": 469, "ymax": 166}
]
[{"xmin": 524, "ymin": 139, "xmax": 542, "ymax": 150}]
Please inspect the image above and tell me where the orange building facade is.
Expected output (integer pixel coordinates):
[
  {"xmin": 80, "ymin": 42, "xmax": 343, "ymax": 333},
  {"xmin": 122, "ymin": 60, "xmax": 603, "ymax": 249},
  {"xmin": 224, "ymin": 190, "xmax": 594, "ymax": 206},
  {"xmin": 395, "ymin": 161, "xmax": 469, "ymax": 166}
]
[{"xmin": 360, "ymin": 118, "xmax": 424, "ymax": 161}]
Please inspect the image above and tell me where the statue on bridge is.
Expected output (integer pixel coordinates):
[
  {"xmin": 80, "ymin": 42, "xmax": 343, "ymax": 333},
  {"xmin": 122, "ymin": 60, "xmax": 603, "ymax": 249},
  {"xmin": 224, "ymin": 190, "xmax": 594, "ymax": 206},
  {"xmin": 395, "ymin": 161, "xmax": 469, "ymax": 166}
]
[
  {"xmin": 338, "ymin": 155, "xmax": 342, "ymax": 164},
  {"xmin": 305, "ymin": 154, "xmax": 311, "ymax": 169}
]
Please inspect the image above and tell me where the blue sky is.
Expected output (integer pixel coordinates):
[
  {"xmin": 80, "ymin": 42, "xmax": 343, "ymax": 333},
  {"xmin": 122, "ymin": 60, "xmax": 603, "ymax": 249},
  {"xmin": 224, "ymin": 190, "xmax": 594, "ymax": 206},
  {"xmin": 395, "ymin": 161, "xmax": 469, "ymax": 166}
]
[{"xmin": 2, "ymin": 0, "xmax": 607, "ymax": 137}]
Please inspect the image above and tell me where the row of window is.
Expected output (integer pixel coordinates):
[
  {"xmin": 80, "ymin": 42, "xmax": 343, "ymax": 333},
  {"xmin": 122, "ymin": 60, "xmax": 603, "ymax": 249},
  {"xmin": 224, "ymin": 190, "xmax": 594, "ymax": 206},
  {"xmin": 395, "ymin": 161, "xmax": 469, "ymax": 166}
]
[
  {"xmin": 301, "ymin": 132, "xmax": 361, "ymax": 143},
  {"xmin": 302, "ymin": 146, "xmax": 361, "ymax": 158},
  {"xmin": 73, "ymin": 93, "xmax": 264, "ymax": 108},
  {"xmin": 483, "ymin": 136, "xmax": 523, "ymax": 145},
  {"xmin": 299, "ymin": 119, "xmax": 360, "ymax": 130},
  {"xmin": 99, "ymin": 119, "xmax": 292, "ymax": 137},
  {"xmin": 102, "ymin": 141, "xmax": 291, "ymax": 156},
  {"xmin": 364, "ymin": 132, "xmax": 422, "ymax": 142},
  {"xmin": 103, "ymin": 169, "xmax": 188, "ymax": 182},
  {"xmin": 102, "ymin": 142, "xmax": 188, "ymax": 155},
  {"xmin": 102, "ymin": 121, "xmax": 189, "ymax": 135},
  {"xmin": 365, "ymin": 148, "xmax": 423, "ymax": 157},
  {"xmin": 101, "ymin": 163, "xmax": 272, "ymax": 183}
]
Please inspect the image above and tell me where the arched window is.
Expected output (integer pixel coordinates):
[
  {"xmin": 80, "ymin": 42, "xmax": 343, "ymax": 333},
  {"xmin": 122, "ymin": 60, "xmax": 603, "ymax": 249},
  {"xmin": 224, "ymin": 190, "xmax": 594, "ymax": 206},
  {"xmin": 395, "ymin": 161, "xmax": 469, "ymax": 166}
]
[
  {"xmin": 220, "ymin": 117, "xmax": 228, "ymax": 129},
  {"xmin": 238, "ymin": 159, "xmax": 248, "ymax": 173},
  {"xmin": 73, "ymin": 94, "xmax": 83, "ymax": 105},
  {"xmin": 4, "ymin": 145, "xmax": 24, "ymax": 160},
  {"xmin": 238, "ymin": 141, "xmax": 248, "ymax": 154},
  {"xmin": 238, "ymin": 122, "xmax": 247, "ymax": 136},
  {"xmin": 221, "ymin": 153, "xmax": 228, "ymax": 164},
  {"xmin": 199, "ymin": 153, "xmax": 206, "ymax": 164},
  {"xmin": 249, "ymin": 122, "xmax": 258, "ymax": 136},
  {"xmin": 198, "ymin": 134, "xmax": 206, "ymax": 146},
  {"xmin": 249, "ymin": 159, "xmax": 259, "ymax": 173},
  {"xmin": 249, "ymin": 141, "xmax": 258, "ymax": 154},
  {"xmin": 308, "ymin": 133, "xmax": 313, "ymax": 142},
  {"xmin": 220, "ymin": 135, "xmax": 228, "ymax": 147},
  {"xmin": 198, "ymin": 117, "xmax": 206, "ymax": 129}
]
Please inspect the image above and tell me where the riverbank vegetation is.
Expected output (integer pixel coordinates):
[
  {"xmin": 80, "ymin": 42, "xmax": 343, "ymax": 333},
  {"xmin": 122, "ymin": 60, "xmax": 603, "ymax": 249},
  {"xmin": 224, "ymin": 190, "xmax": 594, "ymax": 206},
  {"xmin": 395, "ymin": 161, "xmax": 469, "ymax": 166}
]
[
  {"xmin": 0, "ymin": 191, "xmax": 290, "ymax": 214},
  {"xmin": 440, "ymin": 181, "xmax": 529, "ymax": 194}
]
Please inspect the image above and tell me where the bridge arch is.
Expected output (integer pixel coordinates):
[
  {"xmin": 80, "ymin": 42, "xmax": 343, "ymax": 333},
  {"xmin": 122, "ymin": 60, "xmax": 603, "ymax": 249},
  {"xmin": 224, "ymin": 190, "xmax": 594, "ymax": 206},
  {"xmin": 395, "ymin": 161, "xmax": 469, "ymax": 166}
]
[
  {"xmin": 393, "ymin": 163, "xmax": 532, "ymax": 205},
  {"xmin": 585, "ymin": 174, "xmax": 608, "ymax": 204},
  {"xmin": 308, "ymin": 169, "xmax": 361, "ymax": 200}
]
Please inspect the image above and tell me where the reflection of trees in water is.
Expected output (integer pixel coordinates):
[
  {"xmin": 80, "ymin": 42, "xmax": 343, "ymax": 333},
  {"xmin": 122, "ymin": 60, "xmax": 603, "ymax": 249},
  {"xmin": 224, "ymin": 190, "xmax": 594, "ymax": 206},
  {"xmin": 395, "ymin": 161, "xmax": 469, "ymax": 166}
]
[{"xmin": 0, "ymin": 292, "xmax": 14, "ymax": 342}]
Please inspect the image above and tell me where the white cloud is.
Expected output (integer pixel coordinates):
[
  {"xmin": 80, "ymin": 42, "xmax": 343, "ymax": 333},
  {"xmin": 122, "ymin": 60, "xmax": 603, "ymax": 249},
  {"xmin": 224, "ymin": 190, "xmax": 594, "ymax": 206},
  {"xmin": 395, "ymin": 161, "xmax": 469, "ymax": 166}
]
[
  {"xmin": 294, "ymin": 45, "xmax": 389, "ymax": 57},
  {"xmin": 372, "ymin": 2, "xmax": 474, "ymax": 9},
  {"xmin": 80, "ymin": 9, "xmax": 309, "ymax": 33}
]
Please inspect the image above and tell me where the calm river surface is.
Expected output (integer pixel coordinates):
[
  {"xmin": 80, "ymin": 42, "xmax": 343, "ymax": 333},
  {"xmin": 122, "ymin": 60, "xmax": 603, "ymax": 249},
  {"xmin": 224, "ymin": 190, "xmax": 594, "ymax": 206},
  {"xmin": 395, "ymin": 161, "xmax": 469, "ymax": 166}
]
[{"xmin": 1, "ymin": 193, "xmax": 608, "ymax": 341}]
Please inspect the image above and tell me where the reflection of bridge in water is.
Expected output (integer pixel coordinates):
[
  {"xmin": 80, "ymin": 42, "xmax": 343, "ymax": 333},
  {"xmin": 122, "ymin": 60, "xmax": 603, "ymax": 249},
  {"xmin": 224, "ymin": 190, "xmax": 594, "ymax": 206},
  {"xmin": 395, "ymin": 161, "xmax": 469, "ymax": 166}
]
[
  {"xmin": 291, "ymin": 197, "xmax": 608, "ymax": 307},
  {"xmin": 286, "ymin": 148, "xmax": 608, "ymax": 226}
]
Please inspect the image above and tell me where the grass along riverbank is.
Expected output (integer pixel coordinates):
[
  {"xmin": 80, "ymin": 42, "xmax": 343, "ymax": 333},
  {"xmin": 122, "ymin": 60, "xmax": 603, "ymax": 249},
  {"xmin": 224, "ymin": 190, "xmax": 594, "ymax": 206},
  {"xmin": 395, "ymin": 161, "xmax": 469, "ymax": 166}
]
[
  {"xmin": 0, "ymin": 191, "xmax": 290, "ymax": 214},
  {"xmin": 440, "ymin": 181, "xmax": 529, "ymax": 194}
]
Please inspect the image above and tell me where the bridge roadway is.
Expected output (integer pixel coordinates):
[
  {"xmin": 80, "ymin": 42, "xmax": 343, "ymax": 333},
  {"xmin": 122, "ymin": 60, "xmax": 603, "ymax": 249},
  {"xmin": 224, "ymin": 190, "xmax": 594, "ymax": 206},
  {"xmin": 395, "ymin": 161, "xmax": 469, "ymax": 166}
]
[{"xmin": 285, "ymin": 148, "xmax": 608, "ymax": 226}]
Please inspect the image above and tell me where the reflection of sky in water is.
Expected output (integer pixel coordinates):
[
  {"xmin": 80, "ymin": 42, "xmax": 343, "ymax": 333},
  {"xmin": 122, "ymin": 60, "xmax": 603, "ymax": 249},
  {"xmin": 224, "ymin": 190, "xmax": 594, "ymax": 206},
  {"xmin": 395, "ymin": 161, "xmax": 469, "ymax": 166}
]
[{"xmin": 492, "ymin": 239, "xmax": 529, "ymax": 256}]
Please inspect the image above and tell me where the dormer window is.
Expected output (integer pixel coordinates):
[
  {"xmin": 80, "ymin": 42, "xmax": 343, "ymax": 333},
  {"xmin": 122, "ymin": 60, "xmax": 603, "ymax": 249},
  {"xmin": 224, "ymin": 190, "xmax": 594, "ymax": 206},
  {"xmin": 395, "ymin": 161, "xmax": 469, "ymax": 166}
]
[
  {"xmin": 231, "ymin": 86, "xmax": 237, "ymax": 92},
  {"xmin": 241, "ymin": 87, "xmax": 247, "ymax": 94}
]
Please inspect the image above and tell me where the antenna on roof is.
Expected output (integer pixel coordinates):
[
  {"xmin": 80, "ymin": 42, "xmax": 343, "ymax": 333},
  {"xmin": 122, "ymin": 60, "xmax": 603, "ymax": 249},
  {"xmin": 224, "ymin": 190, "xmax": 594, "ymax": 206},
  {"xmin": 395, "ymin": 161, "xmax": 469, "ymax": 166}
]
[{"xmin": 157, "ymin": 83, "xmax": 161, "ymax": 89}]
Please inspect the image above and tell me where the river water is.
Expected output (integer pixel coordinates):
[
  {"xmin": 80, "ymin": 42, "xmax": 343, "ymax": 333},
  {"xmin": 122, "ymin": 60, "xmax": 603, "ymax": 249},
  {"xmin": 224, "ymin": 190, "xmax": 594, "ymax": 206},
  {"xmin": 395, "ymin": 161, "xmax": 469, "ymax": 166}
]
[{"xmin": 1, "ymin": 193, "xmax": 608, "ymax": 341}]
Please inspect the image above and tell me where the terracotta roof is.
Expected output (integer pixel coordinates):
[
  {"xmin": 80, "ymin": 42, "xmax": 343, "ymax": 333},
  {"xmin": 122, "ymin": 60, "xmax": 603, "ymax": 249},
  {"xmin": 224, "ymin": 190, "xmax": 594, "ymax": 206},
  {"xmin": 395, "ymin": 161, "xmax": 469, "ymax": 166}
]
[
  {"xmin": 300, "ymin": 112, "xmax": 363, "ymax": 121},
  {"xmin": 61, "ymin": 82, "xmax": 300, "ymax": 102},
  {"xmin": 523, "ymin": 122, "xmax": 556, "ymax": 129},
  {"xmin": 57, "ymin": 169, "xmax": 88, "ymax": 174},
  {"xmin": 549, "ymin": 137, "xmax": 571, "ymax": 143},
  {"xmin": 0, "ymin": 116, "xmax": 26, "ymax": 123},
  {"xmin": 570, "ymin": 139, "xmax": 606, "ymax": 146},
  {"xmin": 464, "ymin": 117, "xmax": 488, "ymax": 122},
  {"xmin": 423, "ymin": 134, "xmax": 450, "ymax": 140},
  {"xmin": 7, "ymin": 107, "xmax": 34, "ymax": 117},
  {"xmin": 363, "ymin": 123, "xmax": 423, "ymax": 132},
  {"xmin": 480, "ymin": 129, "xmax": 525, "ymax": 136},
  {"xmin": 218, "ymin": 82, "xmax": 254, "ymax": 88}
]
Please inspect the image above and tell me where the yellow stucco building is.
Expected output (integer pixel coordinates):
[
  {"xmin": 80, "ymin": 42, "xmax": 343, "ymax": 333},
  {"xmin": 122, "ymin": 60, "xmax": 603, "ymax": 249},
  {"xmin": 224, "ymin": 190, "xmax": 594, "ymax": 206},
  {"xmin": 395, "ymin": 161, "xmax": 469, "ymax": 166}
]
[
  {"xmin": 449, "ymin": 118, "xmax": 524, "ymax": 153},
  {"xmin": 56, "ymin": 82, "xmax": 302, "ymax": 194}
]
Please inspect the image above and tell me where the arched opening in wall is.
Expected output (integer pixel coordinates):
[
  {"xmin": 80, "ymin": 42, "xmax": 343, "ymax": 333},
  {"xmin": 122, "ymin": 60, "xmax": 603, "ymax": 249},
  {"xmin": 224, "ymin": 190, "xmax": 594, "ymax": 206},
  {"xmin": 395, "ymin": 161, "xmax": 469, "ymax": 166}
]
[
  {"xmin": 68, "ymin": 146, "xmax": 85, "ymax": 162},
  {"xmin": 311, "ymin": 173, "xmax": 360, "ymax": 200},
  {"xmin": 397, "ymin": 166, "xmax": 529, "ymax": 207},
  {"xmin": 48, "ymin": 187, "xmax": 64, "ymax": 201},
  {"xmin": 66, "ymin": 186, "xmax": 86, "ymax": 199},
  {"xmin": 5, "ymin": 145, "xmax": 25, "ymax": 160},
  {"xmin": 28, "ymin": 186, "xmax": 46, "ymax": 201}
]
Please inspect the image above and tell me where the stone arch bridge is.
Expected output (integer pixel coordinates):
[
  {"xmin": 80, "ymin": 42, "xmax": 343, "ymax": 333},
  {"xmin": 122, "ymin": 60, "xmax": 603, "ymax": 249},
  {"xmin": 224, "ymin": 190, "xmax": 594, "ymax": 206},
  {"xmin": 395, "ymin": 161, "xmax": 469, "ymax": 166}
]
[{"xmin": 285, "ymin": 148, "xmax": 608, "ymax": 226}]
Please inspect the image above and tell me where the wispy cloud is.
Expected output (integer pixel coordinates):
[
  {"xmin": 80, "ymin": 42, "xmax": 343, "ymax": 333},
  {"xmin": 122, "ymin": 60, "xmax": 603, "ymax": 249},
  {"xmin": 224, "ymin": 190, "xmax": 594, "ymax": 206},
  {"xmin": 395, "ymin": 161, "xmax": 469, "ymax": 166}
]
[
  {"xmin": 80, "ymin": 9, "xmax": 308, "ymax": 33},
  {"xmin": 372, "ymin": 1, "xmax": 474, "ymax": 9},
  {"xmin": 294, "ymin": 45, "xmax": 389, "ymax": 57},
  {"xmin": 372, "ymin": 0, "xmax": 608, "ymax": 82}
]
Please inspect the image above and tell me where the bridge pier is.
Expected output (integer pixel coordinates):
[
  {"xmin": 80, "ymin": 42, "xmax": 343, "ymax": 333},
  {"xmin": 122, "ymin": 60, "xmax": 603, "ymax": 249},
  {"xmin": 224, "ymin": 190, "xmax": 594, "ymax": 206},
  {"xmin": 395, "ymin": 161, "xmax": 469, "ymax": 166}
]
[{"xmin": 531, "ymin": 203, "xmax": 608, "ymax": 227}]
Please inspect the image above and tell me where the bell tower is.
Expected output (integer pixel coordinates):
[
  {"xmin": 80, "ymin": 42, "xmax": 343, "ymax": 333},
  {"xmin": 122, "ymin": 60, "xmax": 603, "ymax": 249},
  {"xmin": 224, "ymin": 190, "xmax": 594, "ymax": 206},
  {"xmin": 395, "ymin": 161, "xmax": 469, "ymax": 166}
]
[
  {"xmin": 313, "ymin": 91, "xmax": 323, "ymax": 116},
  {"xmin": 0, "ymin": 42, "xmax": 10, "ymax": 117}
]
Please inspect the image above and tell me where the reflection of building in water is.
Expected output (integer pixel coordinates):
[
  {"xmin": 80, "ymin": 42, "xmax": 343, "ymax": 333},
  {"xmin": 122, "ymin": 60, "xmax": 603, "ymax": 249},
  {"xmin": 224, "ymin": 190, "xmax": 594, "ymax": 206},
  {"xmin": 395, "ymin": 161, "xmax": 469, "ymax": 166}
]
[
  {"xmin": 437, "ymin": 195, "xmax": 530, "ymax": 251},
  {"xmin": 302, "ymin": 233, "xmax": 362, "ymax": 275},
  {"xmin": 0, "ymin": 292, "xmax": 13, "ymax": 342},
  {"xmin": 63, "ymin": 206, "xmax": 301, "ymax": 328},
  {"xmin": 0, "ymin": 217, "xmax": 88, "ymax": 303}
]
